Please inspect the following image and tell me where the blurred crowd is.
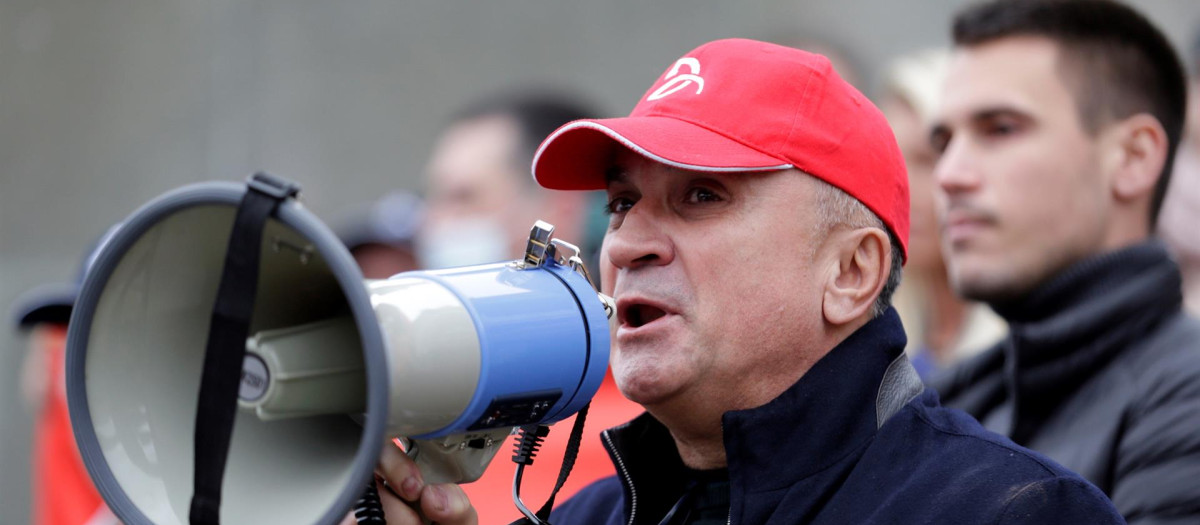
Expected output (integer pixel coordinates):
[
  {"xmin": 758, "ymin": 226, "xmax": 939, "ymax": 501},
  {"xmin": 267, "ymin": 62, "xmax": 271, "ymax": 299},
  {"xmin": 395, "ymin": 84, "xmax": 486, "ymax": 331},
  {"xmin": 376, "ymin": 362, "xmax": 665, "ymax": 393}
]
[{"xmin": 10, "ymin": 0, "xmax": 1200, "ymax": 524}]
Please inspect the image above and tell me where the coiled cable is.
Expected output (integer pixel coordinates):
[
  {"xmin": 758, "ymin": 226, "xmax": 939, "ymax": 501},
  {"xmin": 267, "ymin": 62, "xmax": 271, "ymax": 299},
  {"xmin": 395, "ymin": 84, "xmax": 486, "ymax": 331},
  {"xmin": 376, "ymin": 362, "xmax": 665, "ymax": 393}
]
[{"xmin": 354, "ymin": 480, "xmax": 387, "ymax": 524}]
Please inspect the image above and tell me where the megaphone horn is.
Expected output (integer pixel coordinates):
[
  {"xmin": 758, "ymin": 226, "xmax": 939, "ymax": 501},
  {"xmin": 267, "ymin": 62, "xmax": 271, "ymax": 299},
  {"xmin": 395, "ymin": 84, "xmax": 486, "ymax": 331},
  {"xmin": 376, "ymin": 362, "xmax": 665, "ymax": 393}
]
[{"xmin": 66, "ymin": 174, "xmax": 612, "ymax": 525}]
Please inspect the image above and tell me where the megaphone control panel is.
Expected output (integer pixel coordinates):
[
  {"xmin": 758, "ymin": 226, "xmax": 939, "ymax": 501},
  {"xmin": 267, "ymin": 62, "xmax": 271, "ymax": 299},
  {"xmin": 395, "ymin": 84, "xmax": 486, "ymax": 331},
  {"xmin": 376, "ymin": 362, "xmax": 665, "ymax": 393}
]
[{"xmin": 469, "ymin": 390, "xmax": 562, "ymax": 430}]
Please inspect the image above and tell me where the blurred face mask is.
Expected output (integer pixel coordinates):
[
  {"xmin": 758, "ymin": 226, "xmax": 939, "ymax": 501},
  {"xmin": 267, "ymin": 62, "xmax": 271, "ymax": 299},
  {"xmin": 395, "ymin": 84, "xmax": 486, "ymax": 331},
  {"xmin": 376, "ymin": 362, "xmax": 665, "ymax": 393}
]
[{"xmin": 416, "ymin": 218, "xmax": 511, "ymax": 269}]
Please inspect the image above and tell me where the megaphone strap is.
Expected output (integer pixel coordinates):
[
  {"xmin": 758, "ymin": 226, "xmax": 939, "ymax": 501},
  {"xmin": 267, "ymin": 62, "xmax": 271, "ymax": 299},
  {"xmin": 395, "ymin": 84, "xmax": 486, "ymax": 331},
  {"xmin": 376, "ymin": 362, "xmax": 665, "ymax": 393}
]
[
  {"xmin": 190, "ymin": 173, "xmax": 300, "ymax": 525},
  {"xmin": 537, "ymin": 401, "xmax": 589, "ymax": 519}
]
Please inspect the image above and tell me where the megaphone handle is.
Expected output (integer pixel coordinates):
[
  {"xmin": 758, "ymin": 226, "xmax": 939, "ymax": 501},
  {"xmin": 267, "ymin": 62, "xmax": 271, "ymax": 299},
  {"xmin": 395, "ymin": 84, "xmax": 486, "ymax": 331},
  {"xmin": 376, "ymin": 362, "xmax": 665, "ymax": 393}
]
[
  {"xmin": 408, "ymin": 439, "xmax": 462, "ymax": 486},
  {"xmin": 355, "ymin": 480, "xmax": 434, "ymax": 525},
  {"xmin": 404, "ymin": 431, "xmax": 508, "ymax": 486}
]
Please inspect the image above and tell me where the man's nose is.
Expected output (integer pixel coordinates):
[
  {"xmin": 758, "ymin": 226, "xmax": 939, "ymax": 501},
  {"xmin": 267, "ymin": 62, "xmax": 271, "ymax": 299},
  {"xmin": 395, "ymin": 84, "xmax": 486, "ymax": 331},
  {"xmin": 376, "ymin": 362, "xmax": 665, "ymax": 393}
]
[
  {"xmin": 934, "ymin": 137, "xmax": 984, "ymax": 196},
  {"xmin": 603, "ymin": 205, "xmax": 674, "ymax": 270}
]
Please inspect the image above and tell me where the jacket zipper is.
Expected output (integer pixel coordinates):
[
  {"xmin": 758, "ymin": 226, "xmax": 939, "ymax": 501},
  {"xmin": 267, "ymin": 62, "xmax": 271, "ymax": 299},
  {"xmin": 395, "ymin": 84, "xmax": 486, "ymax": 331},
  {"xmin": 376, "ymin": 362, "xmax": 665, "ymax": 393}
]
[
  {"xmin": 603, "ymin": 429, "xmax": 734, "ymax": 525},
  {"xmin": 602, "ymin": 430, "xmax": 638, "ymax": 525}
]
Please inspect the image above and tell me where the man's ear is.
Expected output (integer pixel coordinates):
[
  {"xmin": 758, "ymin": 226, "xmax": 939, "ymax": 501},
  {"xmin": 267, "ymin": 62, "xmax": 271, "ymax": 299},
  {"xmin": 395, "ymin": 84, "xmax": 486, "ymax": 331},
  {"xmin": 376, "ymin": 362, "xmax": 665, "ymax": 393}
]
[
  {"xmin": 1106, "ymin": 113, "xmax": 1167, "ymax": 203},
  {"xmin": 822, "ymin": 227, "xmax": 890, "ymax": 326}
]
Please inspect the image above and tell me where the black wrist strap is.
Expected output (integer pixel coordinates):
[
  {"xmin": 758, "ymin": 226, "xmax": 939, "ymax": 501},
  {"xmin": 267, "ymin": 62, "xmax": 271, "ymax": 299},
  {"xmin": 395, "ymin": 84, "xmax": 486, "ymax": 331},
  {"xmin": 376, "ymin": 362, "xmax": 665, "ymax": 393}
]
[{"xmin": 189, "ymin": 173, "xmax": 299, "ymax": 525}]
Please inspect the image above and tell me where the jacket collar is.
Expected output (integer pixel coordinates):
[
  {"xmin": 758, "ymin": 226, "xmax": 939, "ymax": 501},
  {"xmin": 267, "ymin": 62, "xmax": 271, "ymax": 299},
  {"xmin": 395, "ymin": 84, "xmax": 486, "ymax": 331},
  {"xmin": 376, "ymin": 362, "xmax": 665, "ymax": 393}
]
[
  {"xmin": 722, "ymin": 308, "xmax": 909, "ymax": 485},
  {"xmin": 990, "ymin": 240, "xmax": 1182, "ymax": 442},
  {"xmin": 601, "ymin": 309, "xmax": 913, "ymax": 524}
]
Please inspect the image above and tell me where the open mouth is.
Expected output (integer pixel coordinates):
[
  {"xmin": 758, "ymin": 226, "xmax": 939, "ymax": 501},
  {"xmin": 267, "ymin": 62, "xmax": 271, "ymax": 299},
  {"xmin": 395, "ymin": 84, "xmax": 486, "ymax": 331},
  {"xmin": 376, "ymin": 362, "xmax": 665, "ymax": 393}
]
[{"xmin": 623, "ymin": 303, "xmax": 668, "ymax": 328}]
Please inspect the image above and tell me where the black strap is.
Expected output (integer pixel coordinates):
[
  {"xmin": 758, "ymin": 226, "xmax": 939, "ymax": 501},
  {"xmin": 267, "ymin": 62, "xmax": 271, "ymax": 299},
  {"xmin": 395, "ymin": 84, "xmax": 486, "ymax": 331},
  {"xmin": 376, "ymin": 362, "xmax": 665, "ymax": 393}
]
[
  {"xmin": 535, "ymin": 402, "xmax": 589, "ymax": 520},
  {"xmin": 189, "ymin": 173, "xmax": 299, "ymax": 525}
]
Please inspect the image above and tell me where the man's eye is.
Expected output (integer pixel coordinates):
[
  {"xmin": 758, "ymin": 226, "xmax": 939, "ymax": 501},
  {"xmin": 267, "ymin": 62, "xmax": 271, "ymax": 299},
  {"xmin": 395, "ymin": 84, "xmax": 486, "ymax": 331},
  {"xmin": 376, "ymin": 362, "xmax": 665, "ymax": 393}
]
[
  {"xmin": 930, "ymin": 130, "xmax": 951, "ymax": 155},
  {"xmin": 604, "ymin": 197, "xmax": 635, "ymax": 215},
  {"xmin": 984, "ymin": 120, "xmax": 1020, "ymax": 138},
  {"xmin": 685, "ymin": 187, "xmax": 722, "ymax": 204}
]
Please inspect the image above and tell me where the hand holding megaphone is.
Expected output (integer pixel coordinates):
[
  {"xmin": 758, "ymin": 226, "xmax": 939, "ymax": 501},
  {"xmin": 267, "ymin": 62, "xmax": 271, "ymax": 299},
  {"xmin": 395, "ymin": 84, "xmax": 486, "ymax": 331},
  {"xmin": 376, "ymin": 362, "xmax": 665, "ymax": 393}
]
[
  {"xmin": 333, "ymin": 442, "xmax": 478, "ymax": 525},
  {"xmin": 67, "ymin": 174, "xmax": 611, "ymax": 524}
]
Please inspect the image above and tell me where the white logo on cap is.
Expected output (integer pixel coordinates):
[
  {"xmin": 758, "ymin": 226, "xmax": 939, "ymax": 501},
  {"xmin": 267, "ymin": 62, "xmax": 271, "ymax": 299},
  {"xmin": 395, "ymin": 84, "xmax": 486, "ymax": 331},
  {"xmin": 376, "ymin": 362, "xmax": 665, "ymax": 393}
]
[{"xmin": 648, "ymin": 57, "xmax": 705, "ymax": 101}]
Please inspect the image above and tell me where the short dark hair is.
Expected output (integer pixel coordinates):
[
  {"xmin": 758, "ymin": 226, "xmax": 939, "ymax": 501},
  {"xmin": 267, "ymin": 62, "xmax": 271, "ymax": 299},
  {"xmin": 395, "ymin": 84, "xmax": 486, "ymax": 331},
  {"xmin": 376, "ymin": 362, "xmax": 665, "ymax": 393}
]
[
  {"xmin": 878, "ymin": 234, "xmax": 904, "ymax": 319},
  {"xmin": 452, "ymin": 91, "xmax": 598, "ymax": 179},
  {"xmin": 954, "ymin": 0, "xmax": 1187, "ymax": 226}
]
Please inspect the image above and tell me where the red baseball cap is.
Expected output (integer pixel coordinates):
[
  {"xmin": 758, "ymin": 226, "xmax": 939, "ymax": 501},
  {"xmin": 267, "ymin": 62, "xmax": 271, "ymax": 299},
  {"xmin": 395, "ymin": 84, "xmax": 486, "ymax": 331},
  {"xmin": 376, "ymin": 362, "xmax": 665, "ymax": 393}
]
[{"xmin": 532, "ymin": 38, "xmax": 909, "ymax": 259}]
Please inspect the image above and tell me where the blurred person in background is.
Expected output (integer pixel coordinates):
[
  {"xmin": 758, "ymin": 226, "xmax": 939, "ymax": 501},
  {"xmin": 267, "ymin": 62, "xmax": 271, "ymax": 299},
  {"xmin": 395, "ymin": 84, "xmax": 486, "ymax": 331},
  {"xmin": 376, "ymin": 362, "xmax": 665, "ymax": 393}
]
[
  {"xmin": 417, "ymin": 91, "xmax": 602, "ymax": 271},
  {"xmin": 336, "ymin": 191, "xmax": 425, "ymax": 279},
  {"xmin": 1161, "ymin": 27, "xmax": 1200, "ymax": 316},
  {"xmin": 415, "ymin": 90, "xmax": 643, "ymax": 522},
  {"xmin": 930, "ymin": 0, "xmax": 1200, "ymax": 522},
  {"xmin": 10, "ymin": 237, "xmax": 117, "ymax": 525},
  {"xmin": 879, "ymin": 49, "xmax": 1006, "ymax": 379}
]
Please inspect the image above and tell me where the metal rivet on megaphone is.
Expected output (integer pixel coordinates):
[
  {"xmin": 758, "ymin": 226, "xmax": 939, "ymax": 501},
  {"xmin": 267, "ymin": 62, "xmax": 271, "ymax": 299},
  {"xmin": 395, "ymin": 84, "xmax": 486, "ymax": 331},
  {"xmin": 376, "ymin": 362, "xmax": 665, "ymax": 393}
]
[{"xmin": 66, "ymin": 174, "xmax": 613, "ymax": 525}]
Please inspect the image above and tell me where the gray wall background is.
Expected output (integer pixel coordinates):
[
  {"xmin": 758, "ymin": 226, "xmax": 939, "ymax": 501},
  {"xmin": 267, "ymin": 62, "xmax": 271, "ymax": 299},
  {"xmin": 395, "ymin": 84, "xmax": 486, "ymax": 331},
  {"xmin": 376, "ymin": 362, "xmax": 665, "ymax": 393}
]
[{"xmin": 2, "ymin": 1, "xmax": 1197, "ymax": 521}]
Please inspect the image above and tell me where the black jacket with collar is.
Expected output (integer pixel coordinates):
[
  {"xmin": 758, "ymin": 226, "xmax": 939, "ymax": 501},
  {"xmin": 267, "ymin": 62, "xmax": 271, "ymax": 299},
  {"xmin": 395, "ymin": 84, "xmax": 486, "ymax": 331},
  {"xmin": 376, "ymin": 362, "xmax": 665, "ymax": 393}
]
[
  {"xmin": 933, "ymin": 240, "xmax": 1200, "ymax": 524},
  {"xmin": 550, "ymin": 309, "xmax": 1122, "ymax": 525}
]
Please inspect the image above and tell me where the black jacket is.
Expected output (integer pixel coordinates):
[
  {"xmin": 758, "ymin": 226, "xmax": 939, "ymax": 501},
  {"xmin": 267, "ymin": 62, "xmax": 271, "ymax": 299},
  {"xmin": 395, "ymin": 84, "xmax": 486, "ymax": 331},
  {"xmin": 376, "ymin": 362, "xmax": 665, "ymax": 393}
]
[
  {"xmin": 933, "ymin": 241, "xmax": 1200, "ymax": 524},
  {"xmin": 551, "ymin": 309, "xmax": 1123, "ymax": 524}
]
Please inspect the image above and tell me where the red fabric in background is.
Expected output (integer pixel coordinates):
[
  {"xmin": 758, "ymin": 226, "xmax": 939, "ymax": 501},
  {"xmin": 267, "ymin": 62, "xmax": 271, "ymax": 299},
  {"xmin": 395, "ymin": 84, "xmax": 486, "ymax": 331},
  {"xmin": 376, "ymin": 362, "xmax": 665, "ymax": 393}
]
[
  {"xmin": 31, "ymin": 325, "xmax": 108, "ymax": 525},
  {"xmin": 462, "ymin": 372, "xmax": 643, "ymax": 524}
]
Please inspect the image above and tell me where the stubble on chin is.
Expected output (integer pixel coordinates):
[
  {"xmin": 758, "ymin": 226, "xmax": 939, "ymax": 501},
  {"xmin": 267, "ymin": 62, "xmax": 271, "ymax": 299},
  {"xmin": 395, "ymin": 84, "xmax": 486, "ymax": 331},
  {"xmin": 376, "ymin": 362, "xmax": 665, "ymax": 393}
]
[
  {"xmin": 610, "ymin": 345, "xmax": 690, "ymax": 409},
  {"xmin": 951, "ymin": 249, "xmax": 1084, "ymax": 308},
  {"xmin": 947, "ymin": 257, "xmax": 1033, "ymax": 305},
  {"xmin": 611, "ymin": 359, "xmax": 665, "ymax": 406}
]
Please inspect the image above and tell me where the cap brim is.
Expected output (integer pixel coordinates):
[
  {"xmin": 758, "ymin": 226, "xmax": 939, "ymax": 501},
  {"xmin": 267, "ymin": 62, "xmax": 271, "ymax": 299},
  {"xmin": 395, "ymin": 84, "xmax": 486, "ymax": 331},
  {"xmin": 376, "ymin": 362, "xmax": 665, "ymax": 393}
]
[
  {"xmin": 11, "ymin": 283, "xmax": 78, "ymax": 329},
  {"xmin": 533, "ymin": 117, "xmax": 793, "ymax": 190}
]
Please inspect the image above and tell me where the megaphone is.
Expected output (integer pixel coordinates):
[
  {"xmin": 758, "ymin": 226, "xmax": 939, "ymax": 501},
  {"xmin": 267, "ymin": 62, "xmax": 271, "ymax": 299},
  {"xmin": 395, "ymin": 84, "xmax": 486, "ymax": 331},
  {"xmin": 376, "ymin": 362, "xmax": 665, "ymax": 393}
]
[{"xmin": 66, "ymin": 174, "xmax": 613, "ymax": 524}]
